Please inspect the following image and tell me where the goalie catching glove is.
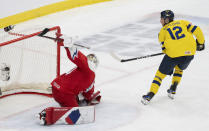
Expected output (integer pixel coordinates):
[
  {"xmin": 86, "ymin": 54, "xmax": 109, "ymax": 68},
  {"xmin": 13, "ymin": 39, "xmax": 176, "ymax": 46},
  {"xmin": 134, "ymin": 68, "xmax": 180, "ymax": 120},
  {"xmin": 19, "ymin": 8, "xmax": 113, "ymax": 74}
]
[
  {"xmin": 38, "ymin": 28, "xmax": 74, "ymax": 48},
  {"xmin": 56, "ymin": 34, "xmax": 79, "ymax": 48}
]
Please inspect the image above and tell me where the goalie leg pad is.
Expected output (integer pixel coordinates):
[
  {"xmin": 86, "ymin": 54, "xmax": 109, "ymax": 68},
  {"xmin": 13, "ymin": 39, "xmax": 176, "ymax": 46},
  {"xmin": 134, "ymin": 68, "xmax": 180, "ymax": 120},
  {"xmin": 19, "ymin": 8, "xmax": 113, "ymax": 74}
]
[
  {"xmin": 39, "ymin": 106, "xmax": 95, "ymax": 125},
  {"xmin": 65, "ymin": 109, "xmax": 81, "ymax": 124}
]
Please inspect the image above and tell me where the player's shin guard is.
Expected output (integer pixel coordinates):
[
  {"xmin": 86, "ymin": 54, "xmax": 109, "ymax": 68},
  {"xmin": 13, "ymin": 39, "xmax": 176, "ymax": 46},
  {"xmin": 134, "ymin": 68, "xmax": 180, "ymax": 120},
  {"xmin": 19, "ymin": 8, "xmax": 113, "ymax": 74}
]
[
  {"xmin": 168, "ymin": 66, "xmax": 182, "ymax": 99},
  {"xmin": 150, "ymin": 70, "xmax": 166, "ymax": 94},
  {"xmin": 142, "ymin": 70, "xmax": 166, "ymax": 105},
  {"xmin": 172, "ymin": 66, "xmax": 183, "ymax": 85}
]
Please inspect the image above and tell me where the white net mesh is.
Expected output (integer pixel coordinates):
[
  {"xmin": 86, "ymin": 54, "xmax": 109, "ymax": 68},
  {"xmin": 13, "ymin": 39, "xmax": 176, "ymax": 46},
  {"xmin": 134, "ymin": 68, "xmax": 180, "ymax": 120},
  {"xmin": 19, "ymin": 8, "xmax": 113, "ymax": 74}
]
[{"xmin": 0, "ymin": 26, "xmax": 61, "ymax": 97}]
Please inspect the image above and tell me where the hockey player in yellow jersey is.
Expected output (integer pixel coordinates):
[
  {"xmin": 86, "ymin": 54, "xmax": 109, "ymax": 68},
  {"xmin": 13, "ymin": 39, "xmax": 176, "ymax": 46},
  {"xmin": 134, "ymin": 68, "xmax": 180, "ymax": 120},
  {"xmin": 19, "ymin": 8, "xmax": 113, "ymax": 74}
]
[{"xmin": 141, "ymin": 10, "xmax": 205, "ymax": 105}]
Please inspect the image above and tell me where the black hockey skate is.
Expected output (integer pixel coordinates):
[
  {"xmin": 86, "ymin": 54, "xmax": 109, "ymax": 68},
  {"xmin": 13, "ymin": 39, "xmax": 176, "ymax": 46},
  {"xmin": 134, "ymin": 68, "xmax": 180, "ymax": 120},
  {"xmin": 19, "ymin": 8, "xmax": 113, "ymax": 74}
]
[
  {"xmin": 167, "ymin": 82, "xmax": 178, "ymax": 99},
  {"xmin": 141, "ymin": 92, "xmax": 155, "ymax": 105},
  {"xmin": 39, "ymin": 110, "xmax": 47, "ymax": 125}
]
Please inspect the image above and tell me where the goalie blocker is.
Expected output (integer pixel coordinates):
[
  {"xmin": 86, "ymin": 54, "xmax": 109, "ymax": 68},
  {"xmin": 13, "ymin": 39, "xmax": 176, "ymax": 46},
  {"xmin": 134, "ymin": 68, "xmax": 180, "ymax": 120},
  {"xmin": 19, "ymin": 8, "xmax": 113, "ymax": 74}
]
[{"xmin": 39, "ymin": 106, "xmax": 95, "ymax": 125}]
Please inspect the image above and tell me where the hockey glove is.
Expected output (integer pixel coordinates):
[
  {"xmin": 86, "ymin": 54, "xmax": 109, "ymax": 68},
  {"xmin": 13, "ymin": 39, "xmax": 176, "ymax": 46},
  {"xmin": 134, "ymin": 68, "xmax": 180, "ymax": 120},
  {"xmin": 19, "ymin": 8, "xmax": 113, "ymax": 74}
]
[
  {"xmin": 78, "ymin": 93, "xmax": 88, "ymax": 106},
  {"xmin": 59, "ymin": 35, "xmax": 76, "ymax": 48},
  {"xmin": 87, "ymin": 91, "xmax": 101, "ymax": 105},
  {"xmin": 196, "ymin": 39, "xmax": 205, "ymax": 51},
  {"xmin": 4, "ymin": 25, "xmax": 14, "ymax": 32},
  {"xmin": 89, "ymin": 95, "xmax": 101, "ymax": 105},
  {"xmin": 78, "ymin": 91, "xmax": 101, "ymax": 106}
]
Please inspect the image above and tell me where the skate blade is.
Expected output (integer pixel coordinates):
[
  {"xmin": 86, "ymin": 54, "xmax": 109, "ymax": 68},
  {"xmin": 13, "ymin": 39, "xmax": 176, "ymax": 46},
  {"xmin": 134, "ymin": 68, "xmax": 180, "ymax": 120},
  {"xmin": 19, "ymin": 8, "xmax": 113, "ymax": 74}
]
[
  {"xmin": 141, "ymin": 98, "xmax": 150, "ymax": 105},
  {"xmin": 40, "ymin": 117, "xmax": 47, "ymax": 125},
  {"xmin": 168, "ymin": 93, "xmax": 175, "ymax": 99}
]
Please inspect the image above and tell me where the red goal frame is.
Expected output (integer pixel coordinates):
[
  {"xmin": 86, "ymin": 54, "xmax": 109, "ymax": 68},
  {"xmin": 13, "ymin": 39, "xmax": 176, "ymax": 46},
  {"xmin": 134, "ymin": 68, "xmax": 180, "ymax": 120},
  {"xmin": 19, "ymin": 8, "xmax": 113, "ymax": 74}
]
[{"xmin": 0, "ymin": 26, "xmax": 63, "ymax": 98}]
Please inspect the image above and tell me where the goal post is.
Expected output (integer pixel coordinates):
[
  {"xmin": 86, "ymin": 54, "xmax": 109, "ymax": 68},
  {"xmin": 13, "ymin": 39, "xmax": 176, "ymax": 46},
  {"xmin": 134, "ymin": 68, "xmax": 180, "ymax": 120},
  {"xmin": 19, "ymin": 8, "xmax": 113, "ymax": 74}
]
[{"xmin": 0, "ymin": 26, "xmax": 63, "ymax": 98}]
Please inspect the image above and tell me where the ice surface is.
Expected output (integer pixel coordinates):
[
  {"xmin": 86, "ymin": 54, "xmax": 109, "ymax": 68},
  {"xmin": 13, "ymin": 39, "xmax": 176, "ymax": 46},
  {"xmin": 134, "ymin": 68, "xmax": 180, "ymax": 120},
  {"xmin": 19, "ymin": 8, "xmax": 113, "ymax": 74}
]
[{"xmin": 0, "ymin": 0, "xmax": 209, "ymax": 131}]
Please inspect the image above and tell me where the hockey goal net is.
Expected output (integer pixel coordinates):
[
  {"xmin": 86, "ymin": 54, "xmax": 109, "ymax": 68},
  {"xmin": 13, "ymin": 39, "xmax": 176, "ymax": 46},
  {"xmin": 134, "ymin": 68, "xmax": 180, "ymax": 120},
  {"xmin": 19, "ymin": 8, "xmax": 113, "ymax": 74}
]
[{"xmin": 0, "ymin": 26, "xmax": 63, "ymax": 98}]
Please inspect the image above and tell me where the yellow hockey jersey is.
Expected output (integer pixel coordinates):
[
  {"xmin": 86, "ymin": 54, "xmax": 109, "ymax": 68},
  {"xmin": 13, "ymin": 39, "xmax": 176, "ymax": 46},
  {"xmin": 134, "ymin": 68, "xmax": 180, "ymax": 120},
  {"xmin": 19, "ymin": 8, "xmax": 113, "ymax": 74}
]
[{"xmin": 158, "ymin": 20, "xmax": 205, "ymax": 58}]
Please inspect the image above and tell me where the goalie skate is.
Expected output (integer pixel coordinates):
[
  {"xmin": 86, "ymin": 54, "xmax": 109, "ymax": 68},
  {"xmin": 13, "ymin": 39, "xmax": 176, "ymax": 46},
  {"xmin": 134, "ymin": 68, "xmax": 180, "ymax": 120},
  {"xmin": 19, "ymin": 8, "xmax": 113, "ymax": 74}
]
[{"xmin": 39, "ymin": 110, "xmax": 47, "ymax": 125}]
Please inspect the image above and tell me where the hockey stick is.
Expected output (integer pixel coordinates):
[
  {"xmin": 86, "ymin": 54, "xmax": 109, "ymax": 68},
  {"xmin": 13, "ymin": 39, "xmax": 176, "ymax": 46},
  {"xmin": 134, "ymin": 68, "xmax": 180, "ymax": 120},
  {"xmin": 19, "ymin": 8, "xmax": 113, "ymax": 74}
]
[
  {"xmin": 7, "ymin": 28, "xmax": 90, "ymax": 49},
  {"xmin": 111, "ymin": 52, "xmax": 164, "ymax": 62},
  {"xmin": 38, "ymin": 28, "xmax": 91, "ymax": 49},
  {"xmin": 38, "ymin": 35, "xmax": 90, "ymax": 49}
]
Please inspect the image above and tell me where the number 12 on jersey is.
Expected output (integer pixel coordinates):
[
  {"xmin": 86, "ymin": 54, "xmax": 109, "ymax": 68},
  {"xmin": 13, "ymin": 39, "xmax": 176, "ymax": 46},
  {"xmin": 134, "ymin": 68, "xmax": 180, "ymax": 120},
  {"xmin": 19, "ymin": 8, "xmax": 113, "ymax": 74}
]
[{"xmin": 167, "ymin": 26, "xmax": 185, "ymax": 40}]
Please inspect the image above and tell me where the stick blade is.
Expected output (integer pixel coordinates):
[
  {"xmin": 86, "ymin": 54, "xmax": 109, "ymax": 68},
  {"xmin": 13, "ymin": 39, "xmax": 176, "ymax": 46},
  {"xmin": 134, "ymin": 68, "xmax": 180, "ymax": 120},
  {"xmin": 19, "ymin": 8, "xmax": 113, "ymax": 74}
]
[{"xmin": 110, "ymin": 52, "xmax": 122, "ymax": 62}]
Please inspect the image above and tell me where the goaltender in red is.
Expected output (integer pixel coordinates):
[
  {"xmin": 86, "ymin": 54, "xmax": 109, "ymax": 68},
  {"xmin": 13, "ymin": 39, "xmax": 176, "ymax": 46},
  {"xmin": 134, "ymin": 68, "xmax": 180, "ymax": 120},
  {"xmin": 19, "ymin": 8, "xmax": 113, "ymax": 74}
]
[
  {"xmin": 51, "ymin": 36, "xmax": 101, "ymax": 107},
  {"xmin": 39, "ymin": 34, "xmax": 101, "ymax": 125}
]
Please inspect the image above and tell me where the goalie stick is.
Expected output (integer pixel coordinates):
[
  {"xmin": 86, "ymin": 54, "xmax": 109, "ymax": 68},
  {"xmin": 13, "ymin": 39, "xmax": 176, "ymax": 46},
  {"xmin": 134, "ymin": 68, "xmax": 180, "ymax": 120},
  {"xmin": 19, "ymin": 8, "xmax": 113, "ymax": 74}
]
[
  {"xmin": 111, "ymin": 52, "xmax": 164, "ymax": 62},
  {"xmin": 37, "ymin": 28, "xmax": 90, "ymax": 49},
  {"xmin": 7, "ymin": 28, "xmax": 90, "ymax": 49}
]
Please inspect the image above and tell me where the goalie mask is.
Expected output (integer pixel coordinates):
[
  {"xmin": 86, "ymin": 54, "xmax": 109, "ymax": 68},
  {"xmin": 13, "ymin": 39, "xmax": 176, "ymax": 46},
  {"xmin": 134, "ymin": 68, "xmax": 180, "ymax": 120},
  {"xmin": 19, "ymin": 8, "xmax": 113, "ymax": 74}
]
[{"xmin": 87, "ymin": 54, "xmax": 99, "ymax": 72}]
